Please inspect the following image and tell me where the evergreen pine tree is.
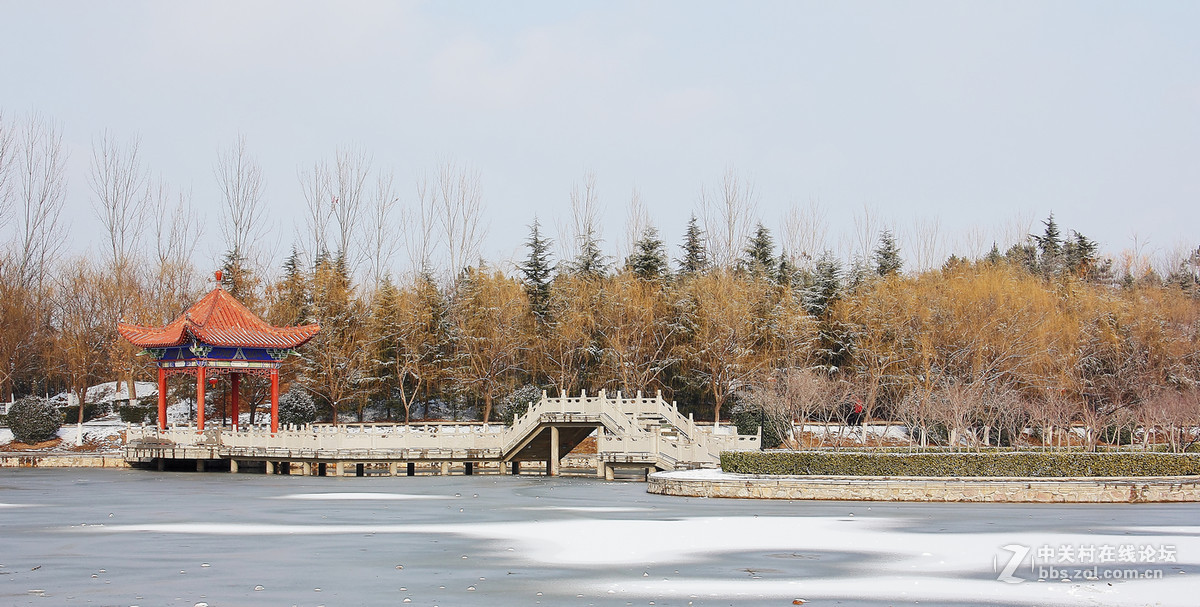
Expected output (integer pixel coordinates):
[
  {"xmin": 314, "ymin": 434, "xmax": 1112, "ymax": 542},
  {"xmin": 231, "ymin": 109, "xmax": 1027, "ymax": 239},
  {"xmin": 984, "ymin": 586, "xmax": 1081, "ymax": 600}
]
[
  {"xmin": 1063, "ymin": 230, "xmax": 1098, "ymax": 279},
  {"xmin": 676, "ymin": 214, "xmax": 710, "ymax": 276},
  {"xmin": 804, "ymin": 251, "xmax": 843, "ymax": 316},
  {"xmin": 1005, "ymin": 242, "xmax": 1038, "ymax": 274},
  {"xmin": 276, "ymin": 246, "xmax": 310, "ymax": 325},
  {"xmin": 518, "ymin": 220, "xmax": 554, "ymax": 318},
  {"xmin": 742, "ymin": 223, "xmax": 777, "ymax": 279},
  {"xmin": 566, "ymin": 226, "xmax": 608, "ymax": 278},
  {"xmin": 627, "ymin": 225, "xmax": 669, "ymax": 280},
  {"xmin": 846, "ymin": 256, "xmax": 870, "ymax": 290},
  {"xmin": 1033, "ymin": 213, "xmax": 1064, "ymax": 276},
  {"xmin": 371, "ymin": 276, "xmax": 403, "ymax": 416},
  {"xmin": 873, "ymin": 229, "xmax": 902, "ymax": 276},
  {"xmin": 777, "ymin": 251, "xmax": 797, "ymax": 287},
  {"xmin": 220, "ymin": 248, "xmax": 260, "ymax": 311},
  {"xmin": 984, "ymin": 242, "xmax": 1004, "ymax": 265}
]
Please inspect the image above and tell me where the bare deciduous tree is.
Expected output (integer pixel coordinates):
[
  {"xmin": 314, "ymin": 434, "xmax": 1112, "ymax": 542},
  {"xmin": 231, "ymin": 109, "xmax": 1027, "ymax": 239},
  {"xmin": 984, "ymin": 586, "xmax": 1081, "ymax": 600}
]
[
  {"xmin": 89, "ymin": 131, "xmax": 149, "ymax": 273},
  {"xmin": 331, "ymin": 146, "xmax": 371, "ymax": 273},
  {"xmin": 849, "ymin": 204, "xmax": 879, "ymax": 266},
  {"xmin": 54, "ymin": 257, "xmax": 110, "ymax": 434},
  {"xmin": 907, "ymin": 217, "xmax": 942, "ymax": 272},
  {"xmin": 13, "ymin": 112, "xmax": 68, "ymax": 290},
  {"xmin": 365, "ymin": 170, "xmax": 399, "ymax": 290},
  {"xmin": 215, "ymin": 134, "xmax": 266, "ymax": 261},
  {"xmin": 557, "ymin": 170, "xmax": 606, "ymax": 269},
  {"xmin": 621, "ymin": 187, "xmax": 649, "ymax": 261},
  {"xmin": 427, "ymin": 159, "xmax": 485, "ymax": 282},
  {"xmin": 299, "ymin": 159, "xmax": 333, "ymax": 262},
  {"xmin": 745, "ymin": 368, "xmax": 839, "ymax": 449},
  {"xmin": 150, "ymin": 181, "xmax": 203, "ymax": 322},
  {"xmin": 999, "ymin": 210, "xmax": 1035, "ymax": 251},
  {"xmin": 0, "ymin": 110, "xmax": 16, "ymax": 232},
  {"xmin": 406, "ymin": 175, "xmax": 438, "ymax": 276},
  {"xmin": 781, "ymin": 199, "xmax": 827, "ymax": 271},
  {"xmin": 700, "ymin": 168, "xmax": 756, "ymax": 270}
]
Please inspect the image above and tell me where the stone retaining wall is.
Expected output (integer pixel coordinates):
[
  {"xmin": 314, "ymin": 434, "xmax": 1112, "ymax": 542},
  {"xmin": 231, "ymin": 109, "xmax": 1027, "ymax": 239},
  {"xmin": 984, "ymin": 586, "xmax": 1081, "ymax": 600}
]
[
  {"xmin": 0, "ymin": 453, "xmax": 128, "ymax": 468},
  {"xmin": 648, "ymin": 470, "xmax": 1200, "ymax": 503}
]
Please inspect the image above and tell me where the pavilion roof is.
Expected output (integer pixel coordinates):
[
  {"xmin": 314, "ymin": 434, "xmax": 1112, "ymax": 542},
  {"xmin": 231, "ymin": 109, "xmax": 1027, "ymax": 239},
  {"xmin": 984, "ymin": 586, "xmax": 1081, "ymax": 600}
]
[{"xmin": 118, "ymin": 287, "xmax": 320, "ymax": 350}]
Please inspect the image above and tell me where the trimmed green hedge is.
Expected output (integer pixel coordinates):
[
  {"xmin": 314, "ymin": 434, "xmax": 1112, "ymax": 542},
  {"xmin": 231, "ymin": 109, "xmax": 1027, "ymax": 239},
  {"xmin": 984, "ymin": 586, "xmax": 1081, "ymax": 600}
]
[{"xmin": 721, "ymin": 450, "xmax": 1200, "ymax": 477}]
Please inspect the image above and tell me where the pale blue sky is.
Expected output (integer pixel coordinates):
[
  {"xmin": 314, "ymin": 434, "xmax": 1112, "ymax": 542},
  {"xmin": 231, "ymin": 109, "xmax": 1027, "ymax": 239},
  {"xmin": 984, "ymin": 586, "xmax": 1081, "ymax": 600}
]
[{"xmin": 2, "ymin": 1, "xmax": 1197, "ymax": 273}]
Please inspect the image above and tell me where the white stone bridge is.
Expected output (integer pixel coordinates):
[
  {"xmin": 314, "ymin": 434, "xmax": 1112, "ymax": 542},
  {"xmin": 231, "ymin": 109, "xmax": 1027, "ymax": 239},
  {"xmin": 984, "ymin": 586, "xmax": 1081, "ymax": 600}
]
[{"xmin": 124, "ymin": 390, "xmax": 760, "ymax": 478}]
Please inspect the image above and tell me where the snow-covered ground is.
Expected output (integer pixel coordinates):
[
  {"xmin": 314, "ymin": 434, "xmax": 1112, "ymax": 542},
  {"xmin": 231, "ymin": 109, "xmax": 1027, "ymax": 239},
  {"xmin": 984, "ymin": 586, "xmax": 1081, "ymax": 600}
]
[
  {"xmin": 0, "ymin": 416, "xmax": 126, "ymax": 451},
  {"xmin": 41, "ymin": 380, "xmax": 160, "ymax": 410},
  {"xmin": 797, "ymin": 423, "xmax": 912, "ymax": 441}
]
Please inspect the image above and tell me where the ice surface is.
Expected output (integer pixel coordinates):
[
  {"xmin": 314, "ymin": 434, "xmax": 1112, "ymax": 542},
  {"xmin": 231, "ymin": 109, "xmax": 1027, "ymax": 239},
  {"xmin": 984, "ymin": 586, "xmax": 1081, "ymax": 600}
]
[
  {"xmin": 6, "ymin": 470, "xmax": 1197, "ymax": 607},
  {"xmin": 274, "ymin": 492, "xmax": 452, "ymax": 501}
]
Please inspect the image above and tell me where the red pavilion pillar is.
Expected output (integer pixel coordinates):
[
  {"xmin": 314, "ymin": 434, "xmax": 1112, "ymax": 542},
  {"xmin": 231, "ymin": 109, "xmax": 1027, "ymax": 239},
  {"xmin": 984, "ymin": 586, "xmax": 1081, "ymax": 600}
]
[
  {"xmin": 269, "ymin": 368, "xmax": 279, "ymax": 434},
  {"xmin": 157, "ymin": 367, "xmax": 167, "ymax": 432},
  {"xmin": 196, "ymin": 366, "xmax": 206, "ymax": 432},
  {"xmin": 230, "ymin": 373, "xmax": 240, "ymax": 430}
]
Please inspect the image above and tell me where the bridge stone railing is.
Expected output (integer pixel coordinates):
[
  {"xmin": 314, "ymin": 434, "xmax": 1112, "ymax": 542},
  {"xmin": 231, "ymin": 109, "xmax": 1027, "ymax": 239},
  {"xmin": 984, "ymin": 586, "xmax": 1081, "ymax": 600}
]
[{"xmin": 126, "ymin": 390, "xmax": 760, "ymax": 469}]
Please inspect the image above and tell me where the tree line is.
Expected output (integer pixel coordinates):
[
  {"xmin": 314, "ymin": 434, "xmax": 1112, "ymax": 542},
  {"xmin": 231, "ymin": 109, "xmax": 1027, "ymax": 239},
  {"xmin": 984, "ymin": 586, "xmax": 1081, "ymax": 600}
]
[{"xmin": 2, "ymin": 112, "xmax": 1199, "ymax": 450}]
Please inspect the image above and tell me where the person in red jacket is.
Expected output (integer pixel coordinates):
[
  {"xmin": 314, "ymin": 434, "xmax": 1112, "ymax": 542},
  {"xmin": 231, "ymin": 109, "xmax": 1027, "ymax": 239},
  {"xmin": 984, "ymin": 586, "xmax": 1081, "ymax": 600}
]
[{"xmin": 850, "ymin": 398, "xmax": 865, "ymax": 427}]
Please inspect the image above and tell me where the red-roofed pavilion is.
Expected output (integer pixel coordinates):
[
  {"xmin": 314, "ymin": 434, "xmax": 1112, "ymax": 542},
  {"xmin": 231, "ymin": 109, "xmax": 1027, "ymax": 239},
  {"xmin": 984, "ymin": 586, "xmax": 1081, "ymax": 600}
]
[{"xmin": 118, "ymin": 277, "xmax": 319, "ymax": 433}]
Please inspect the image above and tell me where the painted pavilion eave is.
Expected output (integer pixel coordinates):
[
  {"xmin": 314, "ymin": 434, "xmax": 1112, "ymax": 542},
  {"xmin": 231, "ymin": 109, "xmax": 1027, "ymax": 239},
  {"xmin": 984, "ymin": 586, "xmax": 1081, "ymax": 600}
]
[{"xmin": 117, "ymin": 287, "xmax": 319, "ymax": 351}]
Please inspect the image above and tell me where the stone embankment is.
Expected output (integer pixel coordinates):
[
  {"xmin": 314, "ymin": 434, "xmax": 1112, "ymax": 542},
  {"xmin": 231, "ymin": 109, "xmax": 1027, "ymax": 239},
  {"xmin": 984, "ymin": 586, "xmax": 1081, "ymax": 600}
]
[
  {"xmin": 648, "ymin": 469, "xmax": 1200, "ymax": 503},
  {"xmin": 1, "ymin": 452, "xmax": 128, "ymax": 468}
]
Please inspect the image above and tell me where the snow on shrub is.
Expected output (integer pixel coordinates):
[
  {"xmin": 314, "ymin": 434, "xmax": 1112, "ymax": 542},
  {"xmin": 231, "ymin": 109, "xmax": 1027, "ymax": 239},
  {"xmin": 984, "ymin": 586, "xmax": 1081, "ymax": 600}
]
[
  {"xmin": 8, "ymin": 397, "xmax": 63, "ymax": 444},
  {"xmin": 278, "ymin": 386, "xmax": 317, "ymax": 427},
  {"xmin": 499, "ymin": 384, "xmax": 543, "ymax": 425}
]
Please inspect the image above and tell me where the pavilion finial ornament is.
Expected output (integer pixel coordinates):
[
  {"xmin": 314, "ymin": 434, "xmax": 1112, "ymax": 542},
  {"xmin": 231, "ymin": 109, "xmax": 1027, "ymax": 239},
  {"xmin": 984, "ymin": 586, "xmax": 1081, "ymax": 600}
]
[{"xmin": 215, "ymin": 270, "xmax": 223, "ymax": 283}]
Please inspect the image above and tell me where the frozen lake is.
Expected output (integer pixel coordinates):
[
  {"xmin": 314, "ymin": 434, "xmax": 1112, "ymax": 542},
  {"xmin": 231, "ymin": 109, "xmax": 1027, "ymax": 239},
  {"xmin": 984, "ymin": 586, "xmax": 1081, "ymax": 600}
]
[{"xmin": 1, "ymin": 469, "xmax": 1198, "ymax": 606}]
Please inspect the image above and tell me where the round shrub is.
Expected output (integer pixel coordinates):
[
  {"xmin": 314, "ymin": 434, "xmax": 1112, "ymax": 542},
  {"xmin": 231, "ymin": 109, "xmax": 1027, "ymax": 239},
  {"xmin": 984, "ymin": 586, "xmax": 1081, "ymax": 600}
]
[
  {"xmin": 278, "ymin": 386, "xmax": 317, "ymax": 427},
  {"xmin": 8, "ymin": 397, "xmax": 63, "ymax": 444}
]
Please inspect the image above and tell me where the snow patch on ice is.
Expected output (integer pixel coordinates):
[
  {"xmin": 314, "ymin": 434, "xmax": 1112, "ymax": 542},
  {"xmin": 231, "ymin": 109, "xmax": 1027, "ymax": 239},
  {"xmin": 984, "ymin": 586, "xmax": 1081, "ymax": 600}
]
[{"xmin": 69, "ymin": 514, "xmax": 1200, "ymax": 605}]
